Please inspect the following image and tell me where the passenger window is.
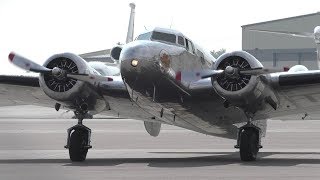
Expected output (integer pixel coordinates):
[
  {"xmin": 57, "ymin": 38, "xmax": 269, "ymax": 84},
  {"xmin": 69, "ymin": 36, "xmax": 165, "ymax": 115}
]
[{"xmin": 178, "ymin": 36, "xmax": 185, "ymax": 46}]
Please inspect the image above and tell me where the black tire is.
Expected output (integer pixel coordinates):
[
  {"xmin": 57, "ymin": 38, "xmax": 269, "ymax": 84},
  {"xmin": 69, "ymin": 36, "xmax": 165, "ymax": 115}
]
[
  {"xmin": 69, "ymin": 130, "xmax": 88, "ymax": 162},
  {"xmin": 239, "ymin": 128, "xmax": 259, "ymax": 161}
]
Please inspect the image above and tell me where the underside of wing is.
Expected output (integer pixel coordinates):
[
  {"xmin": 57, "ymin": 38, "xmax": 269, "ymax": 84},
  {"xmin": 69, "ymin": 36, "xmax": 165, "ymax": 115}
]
[
  {"xmin": 0, "ymin": 75, "xmax": 53, "ymax": 107},
  {"xmin": 259, "ymin": 70, "xmax": 320, "ymax": 120}
]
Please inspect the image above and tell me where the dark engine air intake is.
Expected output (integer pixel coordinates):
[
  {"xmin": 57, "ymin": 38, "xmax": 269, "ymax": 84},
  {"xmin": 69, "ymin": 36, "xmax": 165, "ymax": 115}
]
[{"xmin": 110, "ymin": 46, "xmax": 122, "ymax": 61}]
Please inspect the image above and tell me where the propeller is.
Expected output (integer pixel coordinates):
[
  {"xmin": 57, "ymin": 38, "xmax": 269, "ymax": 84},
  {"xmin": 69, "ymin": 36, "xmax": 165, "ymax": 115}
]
[
  {"xmin": 201, "ymin": 69, "xmax": 224, "ymax": 79},
  {"xmin": 9, "ymin": 52, "xmax": 51, "ymax": 73},
  {"xmin": 8, "ymin": 52, "xmax": 113, "ymax": 84},
  {"xmin": 201, "ymin": 66, "xmax": 284, "ymax": 79}
]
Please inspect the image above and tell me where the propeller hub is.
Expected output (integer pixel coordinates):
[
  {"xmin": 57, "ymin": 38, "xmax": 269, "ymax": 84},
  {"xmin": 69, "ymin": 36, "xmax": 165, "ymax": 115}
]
[
  {"xmin": 216, "ymin": 56, "xmax": 251, "ymax": 92},
  {"xmin": 52, "ymin": 67, "xmax": 66, "ymax": 80},
  {"xmin": 225, "ymin": 66, "xmax": 235, "ymax": 75},
  {"xmin": 224, "ymin": 66, "xmax": 239, "ymax": 79}
]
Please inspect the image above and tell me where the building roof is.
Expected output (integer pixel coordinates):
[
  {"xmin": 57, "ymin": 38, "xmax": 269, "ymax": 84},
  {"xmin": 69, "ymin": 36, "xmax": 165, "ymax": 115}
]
[{"xmin": 242, "ymin": 12, "xmax": 320, "ymax": 28}]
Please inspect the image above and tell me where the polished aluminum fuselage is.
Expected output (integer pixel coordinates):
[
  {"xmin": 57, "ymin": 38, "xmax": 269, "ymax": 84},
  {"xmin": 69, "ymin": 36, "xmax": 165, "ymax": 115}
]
[
  {"xmin": 102, "ymin": 33, "xmax": 320, "ymax": 139},
  {"xmin": 112, "ymin": 40, "xmax": 264, "ymax": 139}
]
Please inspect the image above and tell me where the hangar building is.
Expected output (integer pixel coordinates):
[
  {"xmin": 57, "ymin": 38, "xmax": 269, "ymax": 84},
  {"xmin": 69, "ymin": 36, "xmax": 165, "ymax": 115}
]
[{"xmin": 242, "ymin": 12, "xmax": 320, "ymax": 69}]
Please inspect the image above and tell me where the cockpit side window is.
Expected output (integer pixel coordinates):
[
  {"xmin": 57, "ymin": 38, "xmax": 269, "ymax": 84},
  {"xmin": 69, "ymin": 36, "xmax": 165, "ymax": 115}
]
[
  {"xmin": 196, "ymin": 49, "xmax": 206, "ymax": 64},
  {"xmin": 186, "ymin": 39, "xmax": 195, "ymax": 54},
  {"xmin": 151, "ymin": 31, "xmax": 176, "ymax": 44},
  {"xmin": 178, "ymin": 36, "xmax": 185, "ymax": 46},
  {"xmin": 136, "ymin": 32, "xmax": 152, "ymax": 40}
]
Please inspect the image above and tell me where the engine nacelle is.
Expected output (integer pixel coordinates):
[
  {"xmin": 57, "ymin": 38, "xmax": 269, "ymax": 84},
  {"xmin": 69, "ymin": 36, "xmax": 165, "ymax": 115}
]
[
  {"xmin": 288, "ymin": 65, "xmax": 308, "ymax": 72},
  {"xmin": 39, "ymin": 53, "xmax": 90, "ymax": 101},
  {"xmin": 212, "ymin": 51, "xmax": 276, "ymax": 112},
  {"xmin": 110, "ymin": 46, "xmax": 123, "ymax": 61}
]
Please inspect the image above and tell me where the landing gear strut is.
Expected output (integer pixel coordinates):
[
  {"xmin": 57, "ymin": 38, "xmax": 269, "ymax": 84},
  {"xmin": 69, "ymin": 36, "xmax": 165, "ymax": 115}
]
[
  {"xmin": 64, "ymin": 108, "xmax": 92, "ymax": 162},
  {"xmin": 235, "ymin": 122, "xmax": 263, "ymax": 161}
]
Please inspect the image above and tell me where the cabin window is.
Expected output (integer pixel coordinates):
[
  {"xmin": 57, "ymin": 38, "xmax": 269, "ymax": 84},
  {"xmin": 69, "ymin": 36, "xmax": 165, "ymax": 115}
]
[
  {"xmin": 151, "ymin": 31, "xmax": 176, "ymax": 44},
  {"xmin": 136, "ymin": 32, "xmax": 152, "ymax": 40},
  {"xmin": 178, "ymin": 36, "xmax": 185, "ymax": 46}
]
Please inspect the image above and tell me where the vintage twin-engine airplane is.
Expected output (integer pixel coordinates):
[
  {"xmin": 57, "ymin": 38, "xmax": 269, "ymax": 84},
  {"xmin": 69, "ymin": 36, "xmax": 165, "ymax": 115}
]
[{"xmin": 2, "ymin": 4, "xmax": 320, "ymax": 162}]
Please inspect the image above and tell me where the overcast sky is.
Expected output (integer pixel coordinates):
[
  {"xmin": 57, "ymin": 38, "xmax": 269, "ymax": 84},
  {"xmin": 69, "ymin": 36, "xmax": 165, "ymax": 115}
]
[{"xmin": 1, "ymin": 0, "xmax": 320, "ymax": 74}]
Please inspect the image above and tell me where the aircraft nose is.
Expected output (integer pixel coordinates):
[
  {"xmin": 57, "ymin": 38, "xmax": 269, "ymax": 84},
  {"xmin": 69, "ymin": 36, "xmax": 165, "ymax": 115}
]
[
  {"xmin": 120, "ymin": 43, "xmax": 151, "ymax": 66},
  {"xmin": 120, "ymin": 42, "xmax": 162, "ymax": 83}
]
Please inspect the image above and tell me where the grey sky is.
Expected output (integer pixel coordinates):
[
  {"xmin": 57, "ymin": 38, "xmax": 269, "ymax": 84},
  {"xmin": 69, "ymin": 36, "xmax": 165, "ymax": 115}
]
[{"xmin": 0, "ymin": 0, "xmax": 319, "ymax": 74}]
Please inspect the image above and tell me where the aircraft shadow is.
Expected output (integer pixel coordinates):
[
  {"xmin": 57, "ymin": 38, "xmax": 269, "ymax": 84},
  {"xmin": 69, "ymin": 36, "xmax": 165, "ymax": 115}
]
[{"xmin": 0, "ymin": 152, "xmax": 319, "ymax": 167}]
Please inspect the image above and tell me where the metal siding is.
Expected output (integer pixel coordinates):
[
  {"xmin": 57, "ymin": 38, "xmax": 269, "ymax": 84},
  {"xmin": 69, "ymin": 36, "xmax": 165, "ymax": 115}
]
[
  {"xmin": 242, "ymin": 14, "xmax": 320, "ymax": 50},
  {"xmin": 245, "ymin": 49, "xmax": 317, "ymax": 69},
  {"xmin": 242, "ymin": 13, "xmax": 319, "ymax": 69}
]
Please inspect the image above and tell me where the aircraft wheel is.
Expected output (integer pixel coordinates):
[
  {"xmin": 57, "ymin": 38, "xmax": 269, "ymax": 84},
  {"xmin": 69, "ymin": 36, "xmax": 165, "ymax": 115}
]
[
  {"xmin": 239, "ymin": 128, "xmax": 259, "ymax": 161},
  {"xmin": 69, "ymin": 130, "xmax": 88, "ymax": 162}
]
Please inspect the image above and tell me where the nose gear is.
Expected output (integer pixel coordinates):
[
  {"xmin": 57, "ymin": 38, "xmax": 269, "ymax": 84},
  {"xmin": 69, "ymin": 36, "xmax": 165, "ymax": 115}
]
[
  {"xmin": 64, "ymin": 103, "xmax": 92, "ymax": 162},
  {"xmin": 234, "ymin": 116, "xmax": 263, "ymax": 161}
]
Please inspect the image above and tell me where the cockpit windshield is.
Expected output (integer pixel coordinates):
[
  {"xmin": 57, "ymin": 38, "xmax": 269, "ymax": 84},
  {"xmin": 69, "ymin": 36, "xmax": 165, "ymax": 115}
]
[
  {"xmin": 135, "ymin": 29, "xmax": 186, "ymax": 47},
  {"xmin": 151, "ymin": 31, "xmax": 176, "ymax": 44},
  {"xmin": 136, "ymin": 32, "xmax": 152, "ymax": 40}
]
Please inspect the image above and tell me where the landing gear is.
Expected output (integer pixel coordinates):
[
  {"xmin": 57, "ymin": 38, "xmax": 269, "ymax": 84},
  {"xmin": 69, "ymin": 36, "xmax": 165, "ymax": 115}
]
[
  {"xmin": 235, "ymin": 123, "xmax": 262, "ymax": 161},
  {"xmin": 65, "ymin": 108, "xmax": 92, "ymax": 162}
]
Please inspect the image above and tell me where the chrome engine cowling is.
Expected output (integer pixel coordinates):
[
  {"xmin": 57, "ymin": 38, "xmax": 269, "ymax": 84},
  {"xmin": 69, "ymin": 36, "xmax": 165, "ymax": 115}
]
[
  {"xmin": 39, "ymin": 53, "xmax": 90, "ymax": 101},
  {"xmin": 288, "ymin": 65, "xmax": 308, "ymax": 72},
  {"xmin": 212, "ymin": 51, "xmax": 276, "ymax": 112}
]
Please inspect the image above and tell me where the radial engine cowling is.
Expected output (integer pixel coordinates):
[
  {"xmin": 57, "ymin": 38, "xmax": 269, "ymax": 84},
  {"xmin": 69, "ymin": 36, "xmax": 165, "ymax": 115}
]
[
  {"xmin": 110, "ymin": 46, "xmax": 123, "ymax": 61},
  {"xmin": 212, "ymin": 51, "xmax": 273, "ymax": 111},
  {"xmin": 39, "ymin": 53, "xmax": 90, "ymax": 101}
]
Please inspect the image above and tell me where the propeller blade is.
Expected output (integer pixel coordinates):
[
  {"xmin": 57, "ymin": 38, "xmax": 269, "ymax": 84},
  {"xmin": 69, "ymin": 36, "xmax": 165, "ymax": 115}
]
[
  {"xmin": 240, "ymin": 67, "xmax": 283, "ymax": 75},
  {"xmin": 67, "ymin": 73, "xmax": 113, "ymax": 83},
  {"xmin": 249, "ymin": 29, "xmax": 314, "ymax": 39},
  {"xmin": 201, "ymin": 70, "xmax": 224, "ymax": 79},
  {"xmin": 8, "ymin": 52, "xmax": 51, "ymax": 73}
]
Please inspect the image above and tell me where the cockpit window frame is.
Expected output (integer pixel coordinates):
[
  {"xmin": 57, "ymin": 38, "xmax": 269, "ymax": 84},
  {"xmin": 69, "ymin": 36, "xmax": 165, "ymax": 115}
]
[
  {"xmin": 150, "ymin": 31, "xmax": 177, "ymax": 44},
  {"xmin": 186, "ymin": 39, "xmax": 195, "ymax": 54},
  {"xmin": 178, "ymin": 36, "xmax": 185, "ymax": 46}
]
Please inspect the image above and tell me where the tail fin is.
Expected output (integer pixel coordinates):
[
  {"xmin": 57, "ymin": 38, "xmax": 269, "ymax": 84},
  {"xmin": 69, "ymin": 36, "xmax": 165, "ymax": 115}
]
[{"xmin": 126, "ymin": 3, "xmax": 135, "ymax": 44}]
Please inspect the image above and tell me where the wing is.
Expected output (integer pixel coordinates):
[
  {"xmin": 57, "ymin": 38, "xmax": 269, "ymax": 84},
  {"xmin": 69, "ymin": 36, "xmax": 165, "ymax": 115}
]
[
  {"xmin": 262, "ymin": 70, "xmax": 320, "ymax": 119},
  {"xmin": 0, "ymin": 75, "xmax": 53, "ymax": 107},
  {"xmin": 189, "ymin": 69, "xmax": 320, "ymax": 120}
]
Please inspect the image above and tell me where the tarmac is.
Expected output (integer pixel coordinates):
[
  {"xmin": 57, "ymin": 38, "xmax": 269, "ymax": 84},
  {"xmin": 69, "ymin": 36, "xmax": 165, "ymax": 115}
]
[{"xmin": 1, "ymin": 105, "xmax": 320, "ymax": 180}]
